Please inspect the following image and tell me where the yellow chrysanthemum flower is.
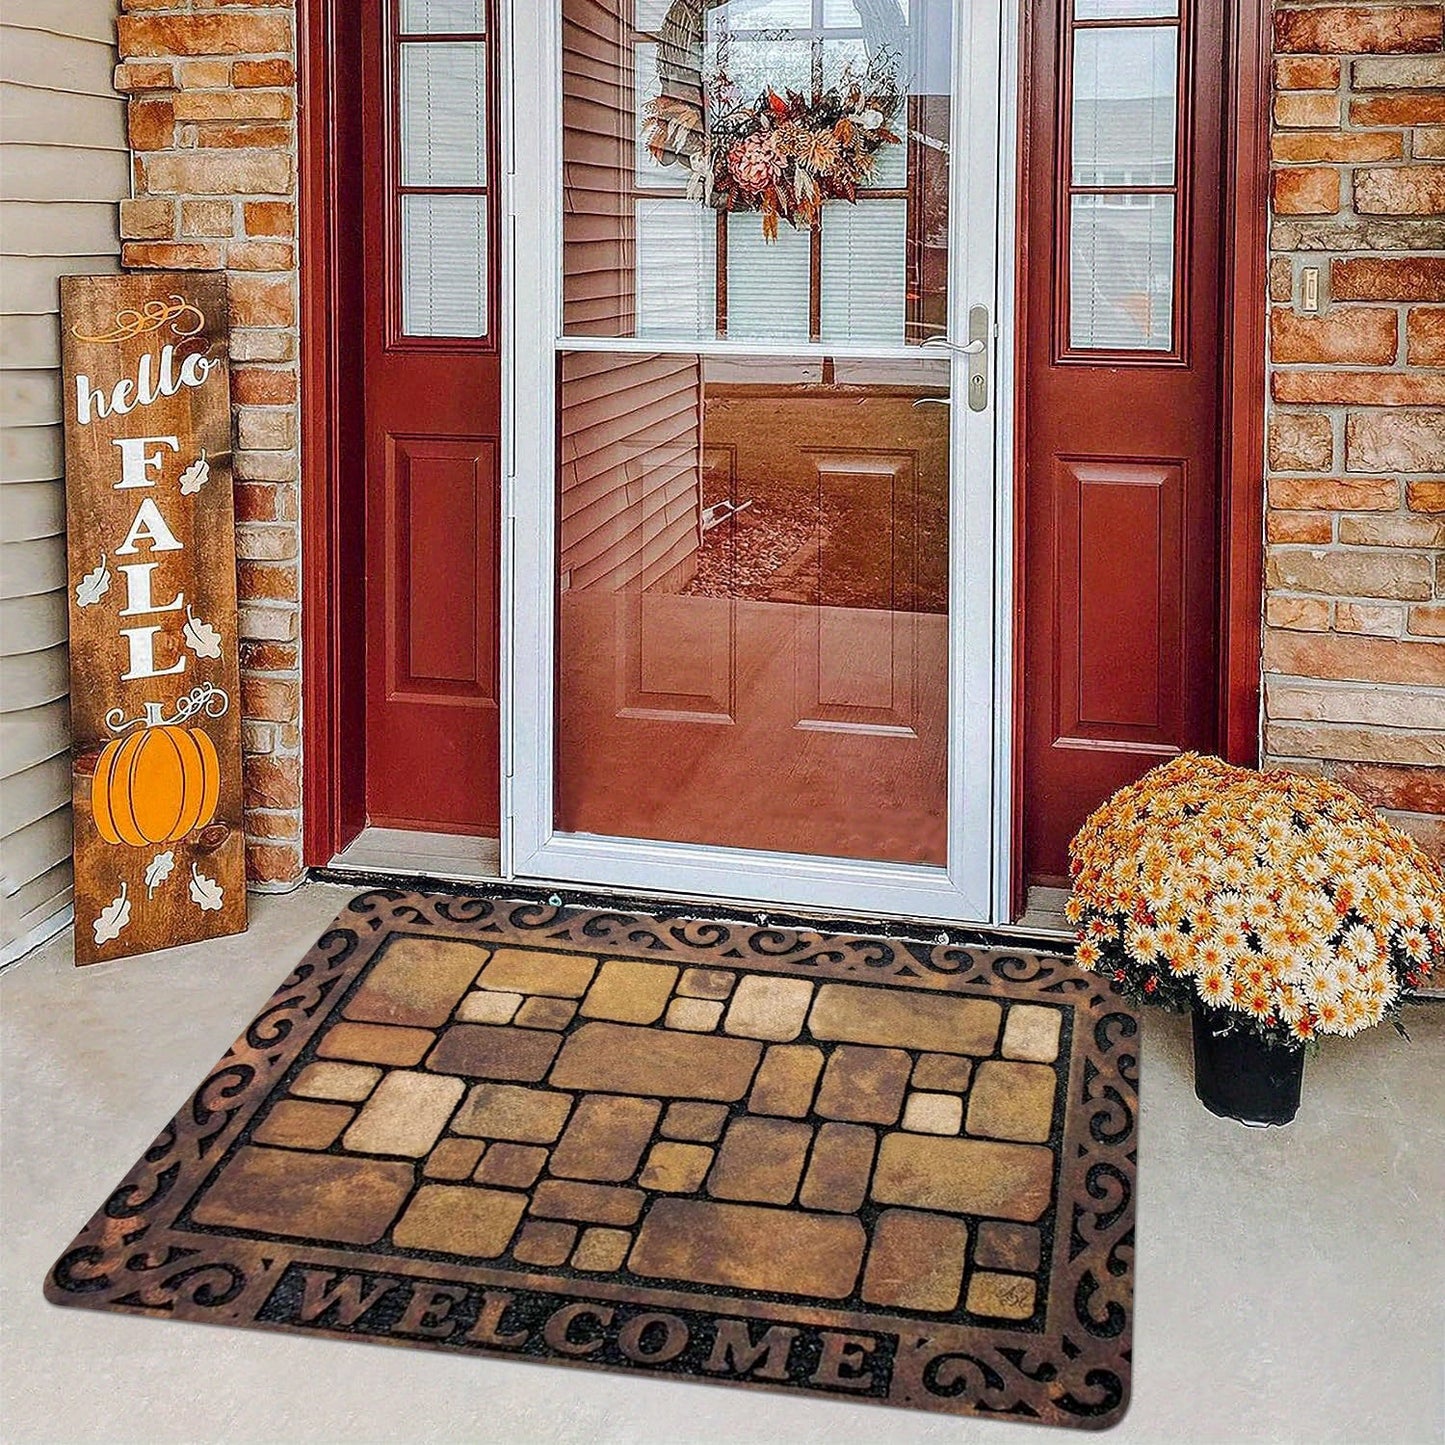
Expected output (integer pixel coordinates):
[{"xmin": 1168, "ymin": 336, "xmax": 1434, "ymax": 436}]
[
  {"xmin": 1198, "ymin": 967, "xmax": 1229, "ymax": 1006},
  {"xmin": 1066, "ymin": 753, "xmax": 1445, "ymax": 1043}
]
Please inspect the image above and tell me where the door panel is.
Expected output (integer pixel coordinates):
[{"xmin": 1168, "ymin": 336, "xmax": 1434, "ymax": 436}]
[
  {"xmin": 1055, "ymin": 458, "xmax": 1183, "ymax": 742},
  {"xmin": 1021, "ymin": 0, "xmax": 1225, "ymax": 887},
  {"xmin": 389, "ymin": 435, "xmax": 497, "ymax": 693},
  {"xmin": 362, "ymin": 0, "xmax": 502, "ymax": 834}
]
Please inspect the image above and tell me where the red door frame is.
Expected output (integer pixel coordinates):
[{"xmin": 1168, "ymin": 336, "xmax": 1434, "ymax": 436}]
[
  {"xmin": 300, "ymin": 0, "xmax": 1269, "ymax": 885},
  {"xmin": 300, "ymin": 0, "xmax": 367, "ymax": 865},
  {"xmin": 1216, "ymin": 0, "xmax": 1271, "ymax": 771}
]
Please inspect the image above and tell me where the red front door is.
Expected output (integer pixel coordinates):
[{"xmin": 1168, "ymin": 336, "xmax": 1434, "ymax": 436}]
[
  {"xmin": 360, "ymin": 0, "xmax": 501, "ymax": 834},
  {"xmin": 1020, "ymin": 0, "xmax": 1227, "ymax": 889}
]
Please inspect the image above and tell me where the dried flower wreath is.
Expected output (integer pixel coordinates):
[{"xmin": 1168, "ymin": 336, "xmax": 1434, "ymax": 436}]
[{"xmin": 643, "ymin": 56, "xmax": 904, "ymax": 240}]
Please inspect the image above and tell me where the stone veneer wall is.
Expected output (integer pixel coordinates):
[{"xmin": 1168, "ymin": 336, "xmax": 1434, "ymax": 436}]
[
  {"xmin": 112, "ymin": 0, "xmax": 1445, "ymax": 887},
  {"xmin": 115, "ymin": 2, "xmax": 302, "ymax": 886},
  {"xmin": 1267, "ymin": 4, "xmax": 1445, "ymax": 857}
]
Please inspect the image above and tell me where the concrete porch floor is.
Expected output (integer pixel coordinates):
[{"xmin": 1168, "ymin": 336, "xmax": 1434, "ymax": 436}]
[{"xmin": 2, "ymin": 883, "xmax": 1441, "ymax": 1445}]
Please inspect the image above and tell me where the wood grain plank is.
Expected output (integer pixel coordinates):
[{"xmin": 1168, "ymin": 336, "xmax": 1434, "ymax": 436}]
[{"xmin": 61, "ymin": 272, "xmax": 246, "ymax": 965}]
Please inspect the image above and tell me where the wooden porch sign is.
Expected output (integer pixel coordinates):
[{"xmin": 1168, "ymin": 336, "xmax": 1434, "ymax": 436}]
[{"xmin": 61, "ymin": 273, "xmax": 246, "ymax": 966}]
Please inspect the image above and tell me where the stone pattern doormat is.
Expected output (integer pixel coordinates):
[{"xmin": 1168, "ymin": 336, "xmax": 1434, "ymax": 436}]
[{"xmin": 47, "ymin": 891, "xmax": 1137, "ymax": 1429}]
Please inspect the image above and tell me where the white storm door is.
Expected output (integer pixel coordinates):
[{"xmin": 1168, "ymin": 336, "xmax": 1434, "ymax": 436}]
[{"xmin": 504, "ymin": 0, "xmax": 1003, "ymax": 923}]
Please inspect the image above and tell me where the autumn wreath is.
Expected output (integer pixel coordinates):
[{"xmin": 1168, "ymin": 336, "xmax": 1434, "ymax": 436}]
[
  {"xmin": 643, "ymin": 59, "xmax": 904, "ymax": 240},
  {"xmin": 1067, "ymin": 753, "xmax": 1444, "ymax": 1047}
]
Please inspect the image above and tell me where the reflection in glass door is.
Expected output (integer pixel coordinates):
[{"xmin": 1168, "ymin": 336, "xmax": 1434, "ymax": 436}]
[
  {"xmin": 508, "ymin": 0, "xmax": 1002, "ymax": 919},
  {"xmin": 571, "ymin": 0, "xmax": 951, "ymax": 348},
  {"xmin": 558, "ymin": 352, "xmax": 951, "ymax": 865}
]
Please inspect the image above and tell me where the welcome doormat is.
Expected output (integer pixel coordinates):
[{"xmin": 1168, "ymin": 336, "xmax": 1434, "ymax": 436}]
[{"xmin": 46, "ymin": 890, "xmax": 1137, "ymax": 1429}]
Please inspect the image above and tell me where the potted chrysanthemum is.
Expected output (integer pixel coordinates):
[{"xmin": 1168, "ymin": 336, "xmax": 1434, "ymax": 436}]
[{"xmin": 1067, "ymin": 753, "xmax": 1443, "ymax": 1125}]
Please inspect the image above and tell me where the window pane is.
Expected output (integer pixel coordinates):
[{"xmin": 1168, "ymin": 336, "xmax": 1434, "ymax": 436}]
[
  {"xmin": 726, "ymin": 212, "xmax": 812, "ymax": 341},
  {"xmin": 821, "ymin": 39, "xmax": 909, "ymax": 188},
  {"xmin": 820, "ymin": 200, "xmax": 908, "ymax": 345},
  {"xmin": 401, "ymin": 43, "xmax": 487, "ymax": 186},
  {"xmin": 564, "ymin": 0, "xmax": 952, "ymax": 342},
  {"xmin": 1075, "ymin": 0, "xmax": 1177, "ymax": 17},
  {"xmin": 401, "ymin": 0, "xmax": 485, "ymax": 32},
  {"xmin": 705, "ymin": 35, "xmax": 812, "ymax": 104},
  {"xmin": 633, "ymin": 42, "xmax": 677, "ymax": 189},
  {"xmin": 1069, "ymin": 193, "xmax": 1174, "ymax": 351},
  {"xmin": 824, "ymin": 0, "xmax": 913, "ymax": 23},
  {"xmin": 637, "ymin": 199, "xmax": 718, "ymax": 339},
  {"xmin": 1071, "ymin": 27, "xmax": 1177, "ymax": 187},
  {"xmin": 714, "ymin": 0, "xmax": 813, "ymax": 27},
  {"xmin": 556, "ymin": 349, "xmax": 951, "ymax": 864},
  {"xmin": 822, "ymin": 35, "xmax": 868, "ymax": 89},
  {"xmin": 402, "ymin": 193, "xmax": 488, "ymax": 336}
]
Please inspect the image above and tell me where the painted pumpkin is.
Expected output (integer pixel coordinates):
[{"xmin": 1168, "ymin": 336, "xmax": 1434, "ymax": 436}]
[{"xmin": 92, "ymin": 712, "xmax": 220, "ymax": 847}]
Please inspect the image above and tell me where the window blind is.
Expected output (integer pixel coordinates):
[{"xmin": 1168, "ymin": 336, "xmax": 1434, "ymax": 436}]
[
  {"xmin": 400, "ymin": 0, "xmax": 486, "ymax": 32},
  {"xmin": 1068, "ymin": 194, "xmax": 1174, "ymax": 350},
  {"xmin": 1071, "ymin": 27, "xmax": 1177, "ymax": 187},
  {"xmin": 726, "ymin": 212, "xmax": 811, "ymax": 341},
  {"xmin": 402, "ymin": 194, "xmax": 489, "ymax": 337},
  {"xmin": 401, "ymin": 43, "xmax": 487, "ymax": 186},
  {"xmin": 820, "ymin": 200, "xmax": 908, "ymax": 345},
  {"xmin": 636, "ymin": 198, "xmax": 718, "ymax": 338}
]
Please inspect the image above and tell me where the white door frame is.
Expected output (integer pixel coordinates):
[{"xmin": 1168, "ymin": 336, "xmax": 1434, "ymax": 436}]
[{"xmin": 499, "ymin": 0, "xmax": 1018, "ymax": 925}]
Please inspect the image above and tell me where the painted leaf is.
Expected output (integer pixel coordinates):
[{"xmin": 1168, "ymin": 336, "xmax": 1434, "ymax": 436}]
[
  {"xmin": 75, "ymin": 556, "xmax": 111, "ymax": 608},
  {"xmin": 93, "ymin": 882, "xmax": 131, "ymax": 945},
  {"xmin": 144, "ymin": 849, "xmax": 175, "ymax": 897},
  {"xmin": 178, "ymin": 450, "xmax": 209, "ymax": 496},
  {"xmin": 190, "ymin": 864, "xmax": 224, "ymax": 912},
  {"xmin": 183, "ymin": 606, "xmax": 223, "ymax": 660}
]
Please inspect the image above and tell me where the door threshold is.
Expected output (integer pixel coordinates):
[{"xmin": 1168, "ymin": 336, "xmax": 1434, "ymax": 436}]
[
  {"xmin": 309, "ymin": 865, "xmax": 1074, "ymax": 955},
  {"xmin": 329, "ymin": 827, "xmax": 501, "ymax": 882},
  {"xmin": 1017, "ymin": 885, "xmax": 1071, "ymax": 936}
]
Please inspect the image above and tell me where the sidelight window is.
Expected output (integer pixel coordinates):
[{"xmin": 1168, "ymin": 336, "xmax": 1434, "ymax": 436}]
[
  {"xmin": 394, "ymin": 0, "xmax": 492, "ymax": 339},
  {"xmin": 1063, "ymin": 0, "xmax": 1184, "ymax": 354}
]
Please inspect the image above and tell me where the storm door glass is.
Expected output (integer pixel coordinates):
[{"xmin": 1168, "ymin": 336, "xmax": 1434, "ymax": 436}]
[{"xmin": 556, "ymin": 0, "xmax": 956, "ymax": 867}]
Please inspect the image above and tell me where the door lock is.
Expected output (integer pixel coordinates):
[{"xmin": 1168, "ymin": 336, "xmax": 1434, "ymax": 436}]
[{"xmin": 965, "ymin": 305, "xmax": 989, "ymax": 412}]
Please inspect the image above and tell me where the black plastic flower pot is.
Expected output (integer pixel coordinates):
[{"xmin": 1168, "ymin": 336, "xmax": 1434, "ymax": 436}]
[{"xmin": 1190, "ymin": 1003, "xmax": 1305, "ymax": 1127}]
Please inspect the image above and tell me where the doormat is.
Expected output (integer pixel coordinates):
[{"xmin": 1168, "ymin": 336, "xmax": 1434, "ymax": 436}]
[{"xmin": 46, "ymin": 890, "xmax": 1137, "ymax": 1429}]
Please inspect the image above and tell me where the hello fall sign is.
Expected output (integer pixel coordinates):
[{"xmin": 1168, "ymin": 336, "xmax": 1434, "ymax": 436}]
[{"xmin": 61, "ymin": 273, "xmax": 246, "ymax": 965}]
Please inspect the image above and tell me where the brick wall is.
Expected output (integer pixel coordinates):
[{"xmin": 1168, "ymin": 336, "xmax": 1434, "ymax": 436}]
[
  {"xmin": 1267, "ymin": 4, "xmax": 1445, "ymax": 858},
  {"xmin": 115, "ymin": 1, "xmax": 303, "ymax": 887}
]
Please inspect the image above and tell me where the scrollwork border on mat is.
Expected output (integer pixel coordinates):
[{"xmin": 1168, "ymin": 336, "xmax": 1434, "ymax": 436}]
[{"xmin": 45, "ymin": 889, "xmax": 1135, "ymax": 1430}]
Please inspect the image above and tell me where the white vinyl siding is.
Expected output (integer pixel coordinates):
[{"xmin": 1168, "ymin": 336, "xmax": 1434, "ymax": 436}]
[{"xmin": 0, "ymin": 0, "xmax": 126, "ymax": 958}]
